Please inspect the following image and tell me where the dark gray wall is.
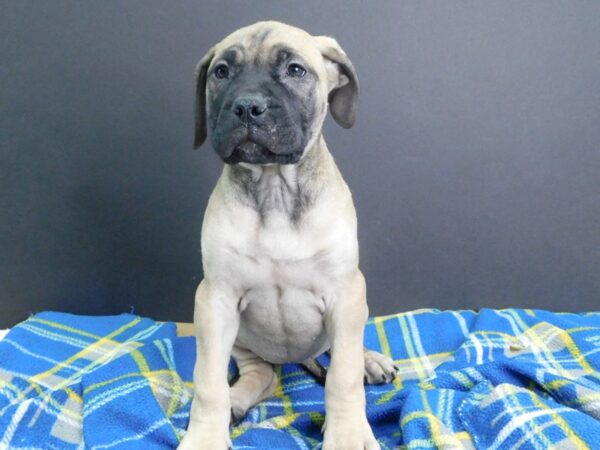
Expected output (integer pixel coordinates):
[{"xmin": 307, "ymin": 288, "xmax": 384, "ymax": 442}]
[{"xmin": 2, "ymin": 1, "xmax": 600, "ymax": 328}]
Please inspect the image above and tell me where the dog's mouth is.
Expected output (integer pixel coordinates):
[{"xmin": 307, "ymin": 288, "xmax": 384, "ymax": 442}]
[
  {"xmin": 224, "ymin": 139, "xmax": 302, "ymax": 165},
  {"xmin": 233, "ymin": 140, "xmax": 274, "ymax": 161}
]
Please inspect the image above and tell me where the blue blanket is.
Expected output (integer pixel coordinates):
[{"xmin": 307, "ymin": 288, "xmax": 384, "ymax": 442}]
[{"xmin": 1, "ymin": 309, "xmax": 600, "ymax": 449}]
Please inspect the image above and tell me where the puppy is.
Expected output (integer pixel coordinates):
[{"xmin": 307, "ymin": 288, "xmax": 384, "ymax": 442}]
[{"xmin": 179, "ymin": 21, "xmax": 397, "ymax": 450}]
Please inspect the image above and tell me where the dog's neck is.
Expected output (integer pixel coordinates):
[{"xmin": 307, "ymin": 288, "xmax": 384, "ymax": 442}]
[{"xmin": 224, "ymin": 135, "xmax": 334, "ymax": 223}]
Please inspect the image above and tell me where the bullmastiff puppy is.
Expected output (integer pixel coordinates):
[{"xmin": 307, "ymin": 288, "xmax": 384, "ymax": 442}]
[{"xmin": 179, "ymin": 21, "xmax": 398, "ymax": 450}]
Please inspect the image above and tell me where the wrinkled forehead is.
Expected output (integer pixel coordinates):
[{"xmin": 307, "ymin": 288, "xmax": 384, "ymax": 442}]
[{"xmin": 211, "ymin": 23, "xmax": 321, "ymax": 69}]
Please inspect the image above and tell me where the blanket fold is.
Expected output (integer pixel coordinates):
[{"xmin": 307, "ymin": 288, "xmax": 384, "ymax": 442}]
[{"xmin": 1, "ymin": 308, "xmax": 599, "ymax": 449}]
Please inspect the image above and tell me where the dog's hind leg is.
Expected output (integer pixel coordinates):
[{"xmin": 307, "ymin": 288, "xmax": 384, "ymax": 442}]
[{"xmin": 229, "ymin": 346, "xmax": 278, "ymax": 425}]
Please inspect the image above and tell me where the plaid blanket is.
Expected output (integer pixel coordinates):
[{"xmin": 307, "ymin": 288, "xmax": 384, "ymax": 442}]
[{"xmin": 1, "ymin": 309, "xmax": 600, "ymax": 449}]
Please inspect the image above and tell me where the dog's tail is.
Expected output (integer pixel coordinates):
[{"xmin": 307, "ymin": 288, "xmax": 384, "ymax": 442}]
[{"xmin": 300, "ymin": 358, "xmax": 327, "ymax": 385}]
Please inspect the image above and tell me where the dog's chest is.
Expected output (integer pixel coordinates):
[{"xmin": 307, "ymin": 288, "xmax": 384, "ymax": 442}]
[
  {"xmin": 205, "ymin": 165, "xmax": 357, "ymax": 363},
  {"xmin": 227, "ymin": 211, "xmax": 347, "ymax": 363},
  {"xmin": 226, "ymin": 206, "xmax": 349, "ymax": 291},
  {"xmin": 236, "ymin": 283, "xmax": 329, "ymax": 363}
]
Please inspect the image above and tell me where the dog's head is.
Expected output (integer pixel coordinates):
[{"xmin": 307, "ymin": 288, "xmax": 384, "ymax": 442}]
[{"xmin": 194, "ymin": 21, "xmax": 359, "ymax": 165}]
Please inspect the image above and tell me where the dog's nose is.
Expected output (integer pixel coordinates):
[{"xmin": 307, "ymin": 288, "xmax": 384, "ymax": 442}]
[{"xmin": 232, "ymin": 95, "xmax": 268, "ymax": 122}]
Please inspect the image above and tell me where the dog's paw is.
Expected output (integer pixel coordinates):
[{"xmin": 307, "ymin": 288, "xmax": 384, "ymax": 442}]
[
  {"xmin": 364, "ymin": 350, "xmax": 398, "ymax": 385},
  {"xmin": 229, "ymin": 370, "xmax": 278, "ymax": 426},
  {"xmin": 177, "ymin": 422, "xmax": 232, "ymax": 450},
  {"xmin": 322, "ymin": 414, "xmax": 380, "ymax": 450},
  {"xmin": 230, "ymin": 405, "xmax": 247, "ymax": 426},
  {"xmin": 229, "ymin": 385, "xmax": 252, "ymax": 426}
]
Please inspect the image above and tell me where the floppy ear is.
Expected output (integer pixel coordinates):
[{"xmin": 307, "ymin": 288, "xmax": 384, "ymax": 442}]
[
  {"xmin": 194, "ymin": 47, "xmax": 215, "ymax": 149},
  {"xmin": 314, "ymin": 36, "xmax": 360, "ymax": 128}
]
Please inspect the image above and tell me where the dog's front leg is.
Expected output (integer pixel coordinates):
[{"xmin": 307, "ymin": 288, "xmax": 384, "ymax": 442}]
[
  {"xmin": 178, "ymin": 279, "xmax": 239, "ymax": 450},
  {"xmin": 322, "ymin": 270, "xmax": 380, "ymax": 450}
]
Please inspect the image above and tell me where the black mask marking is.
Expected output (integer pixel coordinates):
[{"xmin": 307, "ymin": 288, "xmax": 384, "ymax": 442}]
[{"xmin": 207, "ymin": 48, "xmax": 318, "ymax": 165}]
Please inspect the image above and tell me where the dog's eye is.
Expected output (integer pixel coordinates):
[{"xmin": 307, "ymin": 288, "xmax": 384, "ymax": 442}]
[
  {"xmin": 286, "ymin": 63, "xmax": 306, "ymax": 78},
  {"xmin": 214, "ymin": 64, "xmax": 229, "ymax": 79}
]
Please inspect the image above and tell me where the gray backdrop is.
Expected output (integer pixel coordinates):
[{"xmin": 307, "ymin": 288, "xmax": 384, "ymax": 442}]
[{"xmin": 2, "ymin": 1, "xmax": 600, "ymax": 328}]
